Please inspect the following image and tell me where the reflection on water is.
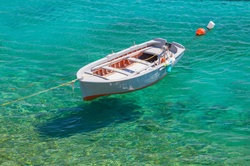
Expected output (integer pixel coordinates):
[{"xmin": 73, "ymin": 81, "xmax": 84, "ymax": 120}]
[{"xmin": 37, "ymin": 98, "xmax": 142, "ymax": 137}]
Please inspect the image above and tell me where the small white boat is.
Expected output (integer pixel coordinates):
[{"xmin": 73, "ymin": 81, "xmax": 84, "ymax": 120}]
[{"xmin": 77, "ymin": 38, "xmax": 185, "ymax": 101}]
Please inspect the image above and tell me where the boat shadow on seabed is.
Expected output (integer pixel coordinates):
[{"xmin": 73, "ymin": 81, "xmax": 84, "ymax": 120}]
[{"xmin": 36, "ymin": 97, "xmax": 142, "ymax": 138}]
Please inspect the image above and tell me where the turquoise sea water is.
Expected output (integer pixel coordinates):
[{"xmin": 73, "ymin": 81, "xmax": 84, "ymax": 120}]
[{"xmin": 0, "ymin": 0, "xmax": 249, "ymax": 165}]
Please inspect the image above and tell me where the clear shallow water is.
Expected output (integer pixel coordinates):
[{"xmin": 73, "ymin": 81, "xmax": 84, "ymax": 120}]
[{"xmin": 0, "ymin": 0, "xmax": 249, "ymax": 165}]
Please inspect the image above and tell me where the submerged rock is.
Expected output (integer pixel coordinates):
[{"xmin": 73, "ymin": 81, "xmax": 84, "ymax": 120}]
[{"xmin": 137, "ymin": 120, "xmax": 161, "ymax": 132}]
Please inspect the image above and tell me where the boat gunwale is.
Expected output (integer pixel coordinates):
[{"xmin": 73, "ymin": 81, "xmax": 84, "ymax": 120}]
[
  {"xmin": 77, "ymin": 40, "xmax": 185, "ymax": 83},
  {"xmin": 79, "ymin": 48, "xmax": 185, "ymax": 84}
]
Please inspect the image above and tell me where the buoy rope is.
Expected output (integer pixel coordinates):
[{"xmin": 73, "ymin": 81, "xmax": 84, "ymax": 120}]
[
  {"xmin": 0, "ymin": 78, "xmax": 79, "ymax": 107},
  {"xmin": 1, "ymin": 35, "xmax": 201, "ymax": 107}
]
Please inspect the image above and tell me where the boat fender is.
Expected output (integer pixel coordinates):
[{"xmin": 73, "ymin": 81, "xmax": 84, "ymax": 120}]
[
  {"xmin": 167, "ymin": 60, "xmax": 172, "ymax": 72},
  {"xmin": 164, "ymin": 61, "xmax": 172, "ymax": 72}
]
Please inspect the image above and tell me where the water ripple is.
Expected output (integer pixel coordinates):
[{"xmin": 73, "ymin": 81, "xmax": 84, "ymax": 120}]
[{"xmin": 0, "ymin": 0, "xmax": 250, "ymax": 165}]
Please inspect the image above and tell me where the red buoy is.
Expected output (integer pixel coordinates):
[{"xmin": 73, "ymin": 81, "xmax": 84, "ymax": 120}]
[{"xmin": 196, "ymin": 28, "xmax": 206, "ymax": 36}]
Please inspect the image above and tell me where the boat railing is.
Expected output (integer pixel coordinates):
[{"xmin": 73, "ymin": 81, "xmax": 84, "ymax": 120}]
[{"xmin": 105, "ymin": 40, "xmax": 161, "ymax": 59}]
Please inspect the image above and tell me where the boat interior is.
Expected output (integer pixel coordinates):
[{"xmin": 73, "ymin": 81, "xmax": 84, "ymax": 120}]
[
  {"xmin": 90, "ymin": 46, "xmax": 167, "ymax": 79},
  {"xmin": 138, "ymin": 53, "xmax": 158, "ymax": 63}
]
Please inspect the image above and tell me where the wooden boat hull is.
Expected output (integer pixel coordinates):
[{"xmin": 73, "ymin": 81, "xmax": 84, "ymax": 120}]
[{"xmin": 79, "ymin": 66, "xmax": 167, "ymax": 100}]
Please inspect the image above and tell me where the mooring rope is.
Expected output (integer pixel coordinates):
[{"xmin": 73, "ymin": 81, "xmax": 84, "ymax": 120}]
[
  {"xmin": 0, "ymin": 78, "xmax": 79, "ymax": 107},
  {"xmin": 0, "ymin": 40, "xmax": 194, "ymax": 107}
]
